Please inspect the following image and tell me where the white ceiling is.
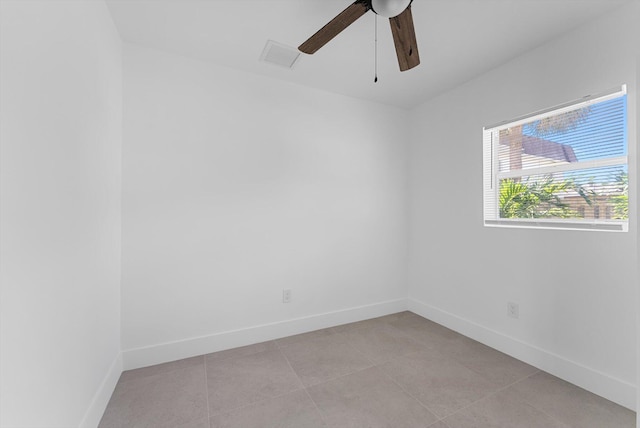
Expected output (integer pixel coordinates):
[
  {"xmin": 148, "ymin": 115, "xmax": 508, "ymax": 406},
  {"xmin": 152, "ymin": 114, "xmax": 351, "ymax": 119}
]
[{"xmin": 105, "ymin": 0, "xmax": 629, "ymax": 109}]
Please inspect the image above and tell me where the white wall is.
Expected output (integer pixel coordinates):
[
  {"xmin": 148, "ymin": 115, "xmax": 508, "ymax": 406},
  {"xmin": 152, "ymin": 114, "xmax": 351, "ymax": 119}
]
[
  {"xmin": 408, "ymin": 3, "xmax": 639, "ymax": 409},
  {"xmin": 121, "ymin": 44, "xmax": 409, "ymax": 367},
  {"xmin": 2, "ymin": 2, "xmax": 635, "ymax": 425},
  {"xmin": 637, "ymin": 47, "xmax": 640, "ymax": 428},
  {"xmin": 0, "ymin": 1, "xmax": 122, "ymax": 427}
]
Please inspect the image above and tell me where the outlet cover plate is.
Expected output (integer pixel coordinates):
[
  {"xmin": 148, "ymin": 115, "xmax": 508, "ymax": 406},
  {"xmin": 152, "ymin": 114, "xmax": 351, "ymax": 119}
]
[{"xmin": 508, "ymin": 302, "xmax": 519, "ymax": 319}]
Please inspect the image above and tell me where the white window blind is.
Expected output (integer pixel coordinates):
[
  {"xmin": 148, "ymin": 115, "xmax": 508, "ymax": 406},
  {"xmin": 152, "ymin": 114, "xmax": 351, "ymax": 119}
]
[{"xmin": 483, "ymin": 86, "xmax": 628, "ymax": 232}]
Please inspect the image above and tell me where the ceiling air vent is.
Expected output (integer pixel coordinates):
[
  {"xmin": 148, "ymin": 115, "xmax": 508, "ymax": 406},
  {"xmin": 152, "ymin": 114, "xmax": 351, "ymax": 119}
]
[{"xmin": 259, "ymin": 40, "xmax": 300, "ymax": 69}]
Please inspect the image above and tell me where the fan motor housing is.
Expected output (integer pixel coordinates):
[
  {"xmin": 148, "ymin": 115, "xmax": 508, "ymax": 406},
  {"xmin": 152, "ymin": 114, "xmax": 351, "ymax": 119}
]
[{"xmin": 370, "ymin": 0, "xmax": 412, "ymax": 18}]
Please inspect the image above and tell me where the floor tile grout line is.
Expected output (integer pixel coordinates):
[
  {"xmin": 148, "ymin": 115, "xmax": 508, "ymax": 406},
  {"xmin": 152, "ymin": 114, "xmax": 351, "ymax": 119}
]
[
  {"xmin": 277, "ymin": 344, "xmax": 376, "ymax": 394},
  {"xmin": 278, "ymin": 346, "xmax": 306, "ymax": 390},
  {"xmin": 338, "ymin": 320, "xmax": 435, "ymax": 367},
  {"xmin": 375, "ymin": 348, "xmax": 543, "ymax": 423},
  {"xmin": 279, "ymin": 348, "xmax": 330, "ymax": 426},
  {"xmin": 281, "ymin": 316, "xmax": 430, "ymax": 425},
  {"xmin": 383, "ymin": 319, "xmax": 433, "ymax": 342},
  {"xmin": 208, "ymin": 387, "xmax": 309, "ymax": 419},
  {"xmin": 380, "ymin": 323, "xmax": 475, "ymax": 363},
  {"xmin": 275, "ymin": 317, "xmax": 427, "ymax": 371},
  {"xmin": 375, "ymin": 322, "xmax": 553, "ymax": 418},
  {"xmin": 202, "ymin": 318, "xmax": 537, "ymax": 400},
  {"xmin": 202, "ymin": 355, "xmax": 212, "ymax": 427},
  {"xmin": 209, "ymin": 315, "xmax": 470, "ymax": 397},
  {"xmin": 211, "ymin": 333, "xmax": 575, "ymax": 426},
  {"xmin": 205, "ymin": 338, "xmax": 371, "ymax": 418},
  {"xmin": 308, "ymin": 364, "xmax": 379, "ymax": 389},
  {"xmin": 334, "ymin": 330, "xmax": 379, "ymax": 367},
  {"xmin": 206, "ymin": 348, "xmax": 306, "ymax": 419},
  {"xmin": 303, "ymin": 388, "xmax": 330, "ymax": 427},
  {"xmin": 492, "ymin": 370, "xmax": 577, "ymax": 428},
  {"xmin": 463, "ymin": 369, "xmax": 576, "ymax": 428},
  {"xmin": 376, "ymin": 362, "xmax": 442, "ymax": 421},
  {"xmin": 523, "ymin": 403, "xmax": 572, "ymax": 428},
  {"xmin": 276, "ymin": 331, "xmax": 333, "ymax": 350},
  {"xmin": 435, "ymin": 369, "xmax": 543, "ymax": 422},
  {"xmin": 393, "ymin": 330, "xmax": 583, "ymax": 424},
  {"xmin": 431, "ymin": 338, "xmax": 543, "ymax": 385},
  {"xmin": 275, "ymin": 327, "xmax": 379, "ymax": 377}
]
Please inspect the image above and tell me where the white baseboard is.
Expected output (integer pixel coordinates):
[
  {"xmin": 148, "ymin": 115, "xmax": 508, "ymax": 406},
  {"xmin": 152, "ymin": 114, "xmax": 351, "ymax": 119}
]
[
  {"xmin": 122, "ymin": 298, "xmax": 408, "ymax": 371},
  {"xmin": 79, "ymin": 352, "xmax": 122, "ymax": 428},
  {"xmin": 408, "ymin": 298, "xmax": 636, "ymax": 411}
]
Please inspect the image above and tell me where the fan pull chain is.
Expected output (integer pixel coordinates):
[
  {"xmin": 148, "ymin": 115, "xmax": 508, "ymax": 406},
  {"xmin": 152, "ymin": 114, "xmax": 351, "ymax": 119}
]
[{"xmin": 374, "ymin": 14, "xmax": 378, "ymax": 83}]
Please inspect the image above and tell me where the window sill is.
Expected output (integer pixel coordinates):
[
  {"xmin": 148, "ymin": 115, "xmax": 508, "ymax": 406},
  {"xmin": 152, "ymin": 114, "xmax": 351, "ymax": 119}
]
[{"xmin": 484, "ymin": 219, "xmax": 628, "ymax": 232}]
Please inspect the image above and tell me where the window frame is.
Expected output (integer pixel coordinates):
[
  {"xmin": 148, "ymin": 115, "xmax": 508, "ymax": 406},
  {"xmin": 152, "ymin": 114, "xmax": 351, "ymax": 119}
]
[{"xmin": 483, "ymin": 85, "xmax": 628, "ymax": 232}]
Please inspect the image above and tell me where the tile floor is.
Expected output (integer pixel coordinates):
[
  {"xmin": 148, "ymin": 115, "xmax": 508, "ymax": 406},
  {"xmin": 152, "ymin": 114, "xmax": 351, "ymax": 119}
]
[{"xmin": 99, "ymin": 312, "xmax": 636, "ymax": 428}]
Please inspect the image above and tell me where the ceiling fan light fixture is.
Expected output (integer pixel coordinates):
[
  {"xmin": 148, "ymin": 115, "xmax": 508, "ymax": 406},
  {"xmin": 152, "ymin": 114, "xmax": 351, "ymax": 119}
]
[
  {"xmin": 297, "ymin": 0, "xmax": 419, "ymax": 71},
  {"xmin": 370, "ymin": 0, "xmax": 412, "ymax": 18}
]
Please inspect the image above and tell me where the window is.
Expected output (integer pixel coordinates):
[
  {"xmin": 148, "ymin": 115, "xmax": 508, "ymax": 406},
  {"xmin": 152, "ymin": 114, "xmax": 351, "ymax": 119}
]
[{"xmin": 483, "ymin": 86, "xmax": 628, "ymax": 232}]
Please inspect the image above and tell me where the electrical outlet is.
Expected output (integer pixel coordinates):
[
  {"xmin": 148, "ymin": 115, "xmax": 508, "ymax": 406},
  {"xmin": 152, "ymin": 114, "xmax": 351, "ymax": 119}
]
[
  {"xmin": 507, "ymin": 301, "xmax": 519, "ymax": 319},
  {"xmin": 282, "ymin": 289, "xmax": 292, "ymax": 303}
]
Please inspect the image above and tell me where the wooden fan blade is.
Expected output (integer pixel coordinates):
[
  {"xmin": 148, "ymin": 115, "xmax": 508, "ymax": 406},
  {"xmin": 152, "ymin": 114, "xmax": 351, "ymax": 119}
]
[
  {"xmin": 389, "ymin": 6, "xmax": 420, "ymax": 71},
  {"xmin": 299, "ymin": 1, "xmax": 370, "ymax": 54}
]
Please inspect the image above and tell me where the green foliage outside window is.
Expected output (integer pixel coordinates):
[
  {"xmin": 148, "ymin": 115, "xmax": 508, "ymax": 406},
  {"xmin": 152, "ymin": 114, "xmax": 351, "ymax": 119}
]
[
  {"xmin": 499, "ymin": 177, "xmax": 588, "ymax": 219},
  {"xmin": 611, "ymin": 172, "xmax": 628, "ymax": 220},
  {"xmin": 499, "ymin": 173, "xmax": 628, "ymax": 220}
]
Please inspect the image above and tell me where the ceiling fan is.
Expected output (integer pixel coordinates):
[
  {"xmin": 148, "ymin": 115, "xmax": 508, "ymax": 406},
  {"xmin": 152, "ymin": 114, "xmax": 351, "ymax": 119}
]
[{"xmin": 298, "ymin": 0, "xmax": 420, "ymax": 72}]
